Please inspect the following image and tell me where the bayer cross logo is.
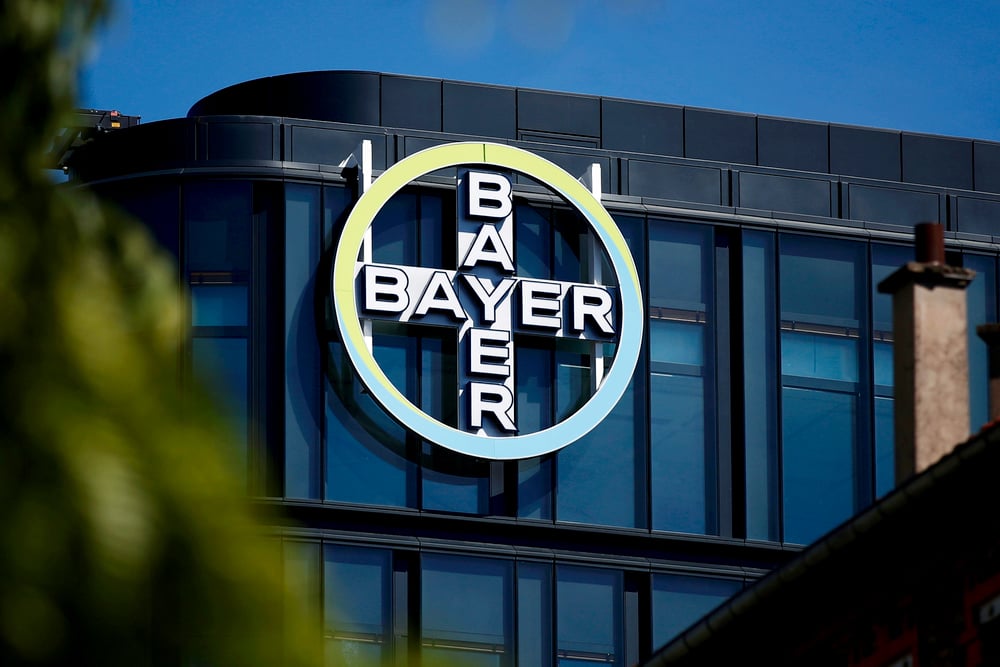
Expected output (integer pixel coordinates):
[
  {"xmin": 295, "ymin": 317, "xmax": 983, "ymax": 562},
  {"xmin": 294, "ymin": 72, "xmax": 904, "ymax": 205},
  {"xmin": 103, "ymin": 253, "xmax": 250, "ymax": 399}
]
[
  {"xmin": 332, "ymin": 143, "xmax": 643, "ymax": 460},
  {"xmin": 359, "ymin": 169, "xmax": 618, "ymax": 436}
]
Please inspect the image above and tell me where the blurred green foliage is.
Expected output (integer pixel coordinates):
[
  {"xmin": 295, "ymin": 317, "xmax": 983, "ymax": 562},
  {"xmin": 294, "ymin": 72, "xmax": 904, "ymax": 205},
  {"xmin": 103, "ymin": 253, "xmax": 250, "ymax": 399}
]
[{"xmin": 0, "ymin": 1, "xmax": 320, "ymax": 664}]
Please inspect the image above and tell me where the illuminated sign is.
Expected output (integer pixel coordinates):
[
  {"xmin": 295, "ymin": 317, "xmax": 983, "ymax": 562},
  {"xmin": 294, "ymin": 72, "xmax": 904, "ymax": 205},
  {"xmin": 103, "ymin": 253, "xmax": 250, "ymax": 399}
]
[{"xmin": 332, "ymin": 143, "xmax": 642, "ymax": 459}]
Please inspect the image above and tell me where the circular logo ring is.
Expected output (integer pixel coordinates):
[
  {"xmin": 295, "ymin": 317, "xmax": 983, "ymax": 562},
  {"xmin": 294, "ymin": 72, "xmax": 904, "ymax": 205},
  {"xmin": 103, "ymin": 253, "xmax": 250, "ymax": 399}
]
[{"xmin": 332, "ymin": 142, "xmax": 643, "ymax": 459}]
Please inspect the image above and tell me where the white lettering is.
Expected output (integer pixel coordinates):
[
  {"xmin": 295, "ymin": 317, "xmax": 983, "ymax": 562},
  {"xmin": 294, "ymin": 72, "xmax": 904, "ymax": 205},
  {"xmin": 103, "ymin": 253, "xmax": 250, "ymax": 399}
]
[
  {"xmin": 469, "ymin": 382, "xmax": 516, "ymax": 432},
  {"xmin": 520, "ymin": 281, "xmax": 562, "ymax": 329},
  {"xmin": 467, "ymin": 172, "xmax": 513, "ymax": 219},
  {"xmin": 570, "ymin": 285, "xmax": 615, "ymax": 335},
  {"xmin": 469, "ymin": 329, "xmax": 511, "ymax": 377},
  {"xmin": 414, "ymin": 271, "xmax": 466, "ymax": 320},
  {"xmin": 362, "ymin": 265, "xmax": 409, "ymax": 313},
  {"xmin": 463, "ymin": 275, "xmax": 515, "ymax": 324},
  {"xmin": 460, "ymin": 223, "xmax": 515, "ymax": 272}
]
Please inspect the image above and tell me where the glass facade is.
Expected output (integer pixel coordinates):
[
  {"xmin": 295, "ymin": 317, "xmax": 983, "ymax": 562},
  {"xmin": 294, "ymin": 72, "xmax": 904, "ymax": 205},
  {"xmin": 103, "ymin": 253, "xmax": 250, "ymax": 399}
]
[{"xmin": 93, "ymin": 114, "xmax": 1000, "ymax": 664}]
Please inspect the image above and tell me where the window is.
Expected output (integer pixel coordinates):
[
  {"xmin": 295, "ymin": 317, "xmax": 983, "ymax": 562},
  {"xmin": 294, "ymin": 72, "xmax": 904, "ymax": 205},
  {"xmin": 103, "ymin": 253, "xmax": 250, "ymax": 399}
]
[
  {"xmin": 871, "ymin": 244, "xmax": 910, "ymax": 498},
  {"xmin": 557, "ymin": 565, "xmax": 623, "ymax": 666},
  {"xmin": 325, "ymin": 545, "xmax": 392, "ymax": 665},
  {"xmin": 422, "ymin": 554, "xmax": 514, "ymax": 666},
  {"xmin": 651, "ymin": 573, "xmax": 741, "ymax": 647},
  {"xmin": 648, "ymin": 220, "xmax": 716, "ymax": 535},
  {"xmin": 779, "ymin": 234, "xmax": 867, "ymax": 545},
  {"xmin": 185, "ymin": 181, "xmax": 252, "ymax": 479}
]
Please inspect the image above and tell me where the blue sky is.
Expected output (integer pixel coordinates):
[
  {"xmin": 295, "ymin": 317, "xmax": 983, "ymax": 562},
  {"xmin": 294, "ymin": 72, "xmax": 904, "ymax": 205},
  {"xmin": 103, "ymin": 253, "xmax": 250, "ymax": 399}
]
[{"xmin": 81, "ymin": 0, "xmax": 1000, "ymax": 141}]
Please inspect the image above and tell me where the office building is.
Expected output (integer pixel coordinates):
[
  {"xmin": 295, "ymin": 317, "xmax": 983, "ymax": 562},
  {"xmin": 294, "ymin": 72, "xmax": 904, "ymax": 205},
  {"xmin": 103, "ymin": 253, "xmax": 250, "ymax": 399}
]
[{"xmin": 66, "ymin": 70, "xmax": 1000, "ymax": 665}]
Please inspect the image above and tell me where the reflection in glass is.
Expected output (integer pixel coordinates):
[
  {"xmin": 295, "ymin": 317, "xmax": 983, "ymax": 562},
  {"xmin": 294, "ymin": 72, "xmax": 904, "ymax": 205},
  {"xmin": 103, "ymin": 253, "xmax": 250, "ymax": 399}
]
[
  {"xmin": 779, "ymin": 235, "xmax": 864, "ymax": 544},
  {"xmin": 192, "ymin": 337, "xmax": 248, "ymax": 466},
  {"xmin": 325, "ymin": 340, "xmax": 415, "ymax": 508},
  {"xmin": 422, "ymin": 554, "xmax": 513, "ymax": 666},
  {"xmin": 651, "ymin": 574, "xmax": 741, "ymax": 647},
  {"xmin": 557, "ymin": 565, "xmax": 622, "ymax": 666},
  {"xmin": 871, "ymin": 244, "xmax": 909, "ymax": 499},
  {"xmin": 743, "ymin": 231, "xmax": 778, "ymax": 541},
  {"xmin": 324, "ymin": 545, "xmax": 391, "ymax": 666},
  {"xmin": 518, "ymin": 562, "xmax": 552, "ymax": 667},
  {"xmin": 964, "ymin": 253, "xmax": 997, "ymax": 432},
  {"xmin": 191, "ymin": 285, "xmax": 248, "ymax": 327},
  {"xmin": 781, "ymin": 387, "xmax": 855, "ymax": 545},
  {"xmin": 649, "ymin": 220, "xmax": 715, "ymax": 535}
]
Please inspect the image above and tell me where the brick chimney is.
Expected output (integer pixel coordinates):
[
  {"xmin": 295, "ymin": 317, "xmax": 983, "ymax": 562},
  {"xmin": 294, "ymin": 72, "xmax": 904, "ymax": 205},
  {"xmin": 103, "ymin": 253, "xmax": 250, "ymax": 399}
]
[{"xmin": 877, "ymin": 222, "xmax": 975, "ymax": 482}]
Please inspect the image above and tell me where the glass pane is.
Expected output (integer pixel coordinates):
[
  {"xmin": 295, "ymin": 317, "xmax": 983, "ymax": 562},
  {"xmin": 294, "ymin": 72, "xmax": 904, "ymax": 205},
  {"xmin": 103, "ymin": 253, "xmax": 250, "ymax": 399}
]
[
  {"xmin": 552, "ymin": 208, "xmax": 583, "ymax": 283},
  {"xmin": 284, "ymin": 541, "xmax": 321, "ymax": 643},
  {"xmin": 286, "ymin": 184, "xmax": 322, "ymax": 500},
  {"xmin": 419, "ymin": 193, "xmax": 451, "ymax": 269},
  {"xmin": 651, "ymin": 373, "xmax": 712, "ymax": 534},
  {"xmin": 191, "ymin": 285, "xmax": 248, "ymax": 327},
  {"xmin": 650, "ymin": 319, "xmax": 704, "ymax": 367},
  {"xmin": 517, "ymin": 343, "xmax": 553, "ymax": 520},
  {"xmin": 372, "ymin": 192, "xmax": 417, "ymax": 265},
  {"xmin": 965, "ymin": 253, "xmax": 997, "ymax": 432},
  {"xmin": 515, "ymin": 204, "xmax": 551, "ymax": 279},
  {"xmin": 781, "ymin": 387, "xmax": 856, "ymax": 545},
  {"xmin": 324, "ymin": 545, "xmax": 390, "ymax": 666},
  {"xmin": 421, "ymin": 332, "xmax": 488, "ymax": 513},
  {"xmin": 743, "ymin": 231, "xmax": 779, "ymax": 542},
  {"xmin": 184, "ymin": 181, "xmax": 252, "ymax": 273},
  {"xmin": 648, "ymin": 221, "xmax": 710, "ymax": 311},
  {"xmin": 422, "ymin": 554, "xmax": 512, "ymax": 665},
  {"xmin": 873, "ymin": 340, "xmax": 894, "ymax": 390},
  {"xmin": 192, "ymin": 337, "xmax": 248, "ymax": 465},
  {"xmin": 871, "ymin": 244, "xmax": 911, "ymax": 333},
  {"xmin": 557, "ymin": 566, "xmax": 622, "ymax": 666},
  {"xmin": 557, "ymin": 379, "xmax": 641, "ymax": 528},
  {"xmin": 875, "ymin": 396, "xmax": 895, "ymax": 498},
  {"xmin": 651, "ymin": 574, "xmax": 741, "ymax": 647},
  {"xmin": 325, "ymin": 341, "xmax": 416, "ymax": 508},
  {"xmin": 781, "ymin": 331, "xmax": 859, "ymax": 383},
  {"xmin": 518, "ymin": 562, "xmax": 552, "ymax": 667},
  {"xmin": 649, "ymin": 220, "xmax": 713, "ymax": 536},
  {"xmin": 780, "ymin": 235, "xmax": 863, "ymax": 326}
]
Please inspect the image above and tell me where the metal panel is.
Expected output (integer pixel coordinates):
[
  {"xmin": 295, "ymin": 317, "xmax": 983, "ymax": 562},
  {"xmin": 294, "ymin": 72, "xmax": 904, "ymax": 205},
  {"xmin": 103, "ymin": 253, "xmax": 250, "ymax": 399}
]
[
  {"xmin": 956, "ymin": 196, "xmax": 1000, "ymax": 236},
  {"xmin": 381, "ymin": 75, "xmax": 442, "ymax": 132},
  {"xmin": 757, "ymin": 117, "xmax": 828, "ymax": 173},
  {"xmin": 902, "ymin": 133, "xmax": 973, "ymax": 190},
  {"xmin": 847, "ymin": 183, "xmax": 939, "ymax": 227},
  {"xmin": 975, "ymin": 140, "xmax": 1000, "ymax": 194},
  {"xmin": 288, "ymin": 125, "xmax": 387, "ymax": 168},
  {"xmin": 627, "ymin": 160, "xmax": 722, "ymax": 204},
  {"xmin": 738, "ymin": 172, "xmax": 832, "ymax": 217},
  {"xmin": 517, "ymin": 89, "xmax": 600, "ymax": 138},
  {"xmin": 204, "ymin": 121, "xmax": 275, "ymax": 161},
  {"xmin": 684, "ymin": 108, "xmax": 756, "ymax": 165},
  {"xmin": 443, "ymin": 82, "xmax": 516, "ymax": 139},
  {"xmin": 830, "ymin": 125, "xmax": 901, "ymax": 181},
  {"xmin": 602, "ymin": 99, "xmax": 683, "ymax": 156}
]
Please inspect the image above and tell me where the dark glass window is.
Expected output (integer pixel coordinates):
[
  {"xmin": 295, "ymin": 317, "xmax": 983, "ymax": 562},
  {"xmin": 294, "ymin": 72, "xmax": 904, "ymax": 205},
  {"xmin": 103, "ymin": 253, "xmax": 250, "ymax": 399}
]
[
  {"xmin": 651, "ymin": 573, "xmax": 742, "ymax": 647},
  {"xmin": 779, "ymin": 235, "xmax": 866, "ymax": 544},
  {"xmin": 555, "ymin": 216, "xmax": 646, "ymax": 529},
  {"xmin": 185, "ymin": 181, "xmax": 252, "ymax": 483},
  {"xmin": 325, "ymin": 336, "xmax": 416, "ymax": 508},
  {"xmin": 871, "ymin": 244, "xmax": 910, "ymax": 498},
  {"xmin": 743, "ymin": 230, "xmax": 779, "ymax": 541},
  {"xmin": 421, "ymin": 554, "xmax": 513, "ymax": 666},
  {"xmin": 324, "ymin": 545, "xmax": 391, "ymax": 665},
  {"xmin": 517, "ymin": 562, "xmax": 553, "ymax": 667},
  {"xmin": 965, "ymin": 253, "xmax": 997, "ymax": 432},
  {"xmin": 648, "ymin": 220, "xmax": 716, "ymax": 535},
  {"xmin": 557, "ymin": 565, "xmax": 622, "ymax": 666},
  {"xmin": 285, "ymin": 184, "xmax": 322, "ymax": 500}
]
